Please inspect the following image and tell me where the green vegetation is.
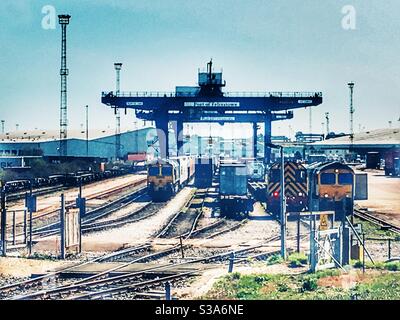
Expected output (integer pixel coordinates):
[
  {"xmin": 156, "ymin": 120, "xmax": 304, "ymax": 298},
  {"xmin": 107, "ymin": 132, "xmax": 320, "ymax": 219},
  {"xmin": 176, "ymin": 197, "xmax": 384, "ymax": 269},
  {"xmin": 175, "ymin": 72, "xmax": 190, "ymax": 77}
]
[
  {"xmin": 350, "ymin": 273, "xmax": 400, "ymax": 300},
  {"xmin": 26, "ymin": 252, "xmax": 59, "ymax": 261},
  {"xmin": 352, "ymin": 260, "xmax": 400, "ymax": 271},
  {"xmin": 287, "ymin": 253, "xmax": 308, "ymax": 268},
  {"xmin": 204, "ymin": 268, "xmax": 400, "ymax": 300},
  {"xmin": 353, "ymin": 217, "xmax": 398, "ymax": 239},
  {"xmin": 266, "ymin": 253, "xmax": 283, "ymax": 266}
]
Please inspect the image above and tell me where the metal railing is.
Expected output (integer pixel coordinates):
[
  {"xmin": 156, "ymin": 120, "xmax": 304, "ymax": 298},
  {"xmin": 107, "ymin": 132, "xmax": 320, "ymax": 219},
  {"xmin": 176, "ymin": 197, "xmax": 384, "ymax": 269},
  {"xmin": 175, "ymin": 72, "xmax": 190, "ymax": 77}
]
[
  {"xmin": 102, "ymin": 91, "xmax": 322, "ymax": 98},
  {"xmin": 224, "ymin": 91, "xmax": 322, "ymax": 98}
]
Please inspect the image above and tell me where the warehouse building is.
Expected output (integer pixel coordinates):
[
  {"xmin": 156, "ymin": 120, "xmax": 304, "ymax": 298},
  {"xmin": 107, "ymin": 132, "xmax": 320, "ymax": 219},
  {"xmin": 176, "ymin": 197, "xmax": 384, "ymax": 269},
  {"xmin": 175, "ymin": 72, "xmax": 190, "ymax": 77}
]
[
  {"xmin": 305, "ymin": 128, "xmax": 400, "ymax": 162},
  {"xmin": 0, "ymin": 128, "xmax": 155, "ymax": 165}
]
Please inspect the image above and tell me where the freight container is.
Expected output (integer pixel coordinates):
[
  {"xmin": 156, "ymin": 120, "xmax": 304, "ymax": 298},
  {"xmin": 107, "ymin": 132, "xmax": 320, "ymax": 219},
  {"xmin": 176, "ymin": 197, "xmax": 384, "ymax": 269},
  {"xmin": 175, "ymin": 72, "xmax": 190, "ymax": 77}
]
[
  {"xmin": 385, "ymin": 149, "xmax": 400, "ymax": 176},
  {"xmin": 188, "ymin": 156, "xmax": 196, "ymax": 179},
  {"xmin": 170, "ymin": 156, "xmax": 190, "ymax": 186},
  {"xmin": 241, "ymin": 158, "xmax": 265, "ymax": 181},
  {"xmin": 219, "ymin": 162, "xmax": 252, "ymax": 218},
  {"xmin": 366, "ymin": 152, "xmax": 381, "ymax": 169},
  {"xmin": 219, "ymin": 163, "xmax": 247, "ymax": 196},
  {"xmin": 195, "ymin": 157, "xmax": 214, "ymax": 188},
  {"xmin": 127, "ymin": 153, "xmax": 147, "ymax": 162}
]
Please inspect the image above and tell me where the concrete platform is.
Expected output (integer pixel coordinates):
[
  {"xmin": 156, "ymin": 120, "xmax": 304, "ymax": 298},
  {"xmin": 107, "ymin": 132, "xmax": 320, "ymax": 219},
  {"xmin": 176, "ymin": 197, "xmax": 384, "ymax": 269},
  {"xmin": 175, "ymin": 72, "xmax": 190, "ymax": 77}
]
[{"xmin": 355, "ymin": 170, "xmax": 400, "ymax": 216}]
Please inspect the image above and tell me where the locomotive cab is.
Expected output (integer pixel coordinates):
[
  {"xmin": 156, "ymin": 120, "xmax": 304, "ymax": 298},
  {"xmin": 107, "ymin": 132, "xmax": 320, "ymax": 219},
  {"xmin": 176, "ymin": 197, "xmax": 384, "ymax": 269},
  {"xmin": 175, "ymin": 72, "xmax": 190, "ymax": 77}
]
[
  {"xmin": 147, "ymin": 159, "xmax": 180, "ymax": 201},
  {"xmin": 308, "ymin": 162, "xmax": 355, "ymax": 212},
  {"xmin": 267, "ymin": 161, "xmax": 308, "ymax": 216}
]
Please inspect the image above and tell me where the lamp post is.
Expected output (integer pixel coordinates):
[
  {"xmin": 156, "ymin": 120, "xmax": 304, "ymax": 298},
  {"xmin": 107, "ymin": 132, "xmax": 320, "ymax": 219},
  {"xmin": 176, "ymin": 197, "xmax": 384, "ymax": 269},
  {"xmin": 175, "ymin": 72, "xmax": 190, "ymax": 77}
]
[
  {"xmin": 114, "ymin": 63, "xmax": 122, "ymax": 161},
  {"xmin": 267, "ymin": 143, "xmax": 286, "ymax": 259},
  {"xmin": 85, "ymin": 105, "xmax": 89, "ymax": 157},
  {"xmin": 58, "ymin": 14, "xmax": 71, "ymax": 158}
]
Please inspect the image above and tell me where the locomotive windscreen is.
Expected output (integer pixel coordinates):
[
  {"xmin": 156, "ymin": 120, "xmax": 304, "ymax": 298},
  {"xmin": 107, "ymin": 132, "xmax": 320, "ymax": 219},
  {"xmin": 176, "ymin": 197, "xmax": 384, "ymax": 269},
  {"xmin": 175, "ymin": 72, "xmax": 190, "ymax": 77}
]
[
  {"xmin": 320, "ymin": 173, "xmax": 335, "ymax": 185},
  {"xmin": 148, "ymin": 167, "xmax": 160, "ymax": 176},
  {"xmin": 338, "ymin": 173, "xmax": 353, "ymax": 184},
  {"xmin": 162, "ymin": 167, "xmax": 173, "ymax": 175}
]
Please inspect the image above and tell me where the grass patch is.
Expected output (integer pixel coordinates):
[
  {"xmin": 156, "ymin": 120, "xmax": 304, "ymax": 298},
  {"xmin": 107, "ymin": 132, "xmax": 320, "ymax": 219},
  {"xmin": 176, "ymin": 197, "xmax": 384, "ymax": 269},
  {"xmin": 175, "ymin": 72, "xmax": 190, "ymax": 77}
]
[
  {"xmin": 266, "ymin": 253, "xmax": 283, "ymax": 266},
  {"xmin": 352, "ymin": 260, "xmax": 400, "ymax": 271},
  {"xmin": 353, "ymin": 217, "xmax": 398, "ymax": 239},
  {"xmin": 203, "ymin": 268, "xmax": 400, "ymax": 300},
  {"xmin": 384, "ymin": 262, "xmax": 400, "ymax": 271},
  {"xmin": 352, "ymin": 260, "xmax": 364, "ymax": 268},
  {"xmin": 350, "ymin": 273, "xmax": 400, "ymax": 300},
  {"xmin": 288, "ymin": 253, "xmax": 308, "ymax": 268},
  {"xmin": 26, "ymin": 252, "xmax": 59, "ymax": 261}
]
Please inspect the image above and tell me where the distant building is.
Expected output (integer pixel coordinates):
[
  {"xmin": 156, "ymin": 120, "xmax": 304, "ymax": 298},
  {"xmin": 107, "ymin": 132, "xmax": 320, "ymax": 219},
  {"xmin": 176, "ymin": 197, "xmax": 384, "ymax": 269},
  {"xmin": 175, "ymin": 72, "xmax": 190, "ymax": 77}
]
[
  {"xmin": 295, "ymin": 132, "xmax": 324, "ymax": 143},
  {"xmin": 271, "ymin": 136, "xmax": 290, "ymax": 143},
  {"xmin": 0, "ymin": 128, "xmax": 154, "ymax": 162},
  {"xmin": 325, "ymin": 132, "xmax": 348, "ymax": 140},
  {"xmin": 305, "ymin": 128, "xmax": 400, "ymax": 161}
]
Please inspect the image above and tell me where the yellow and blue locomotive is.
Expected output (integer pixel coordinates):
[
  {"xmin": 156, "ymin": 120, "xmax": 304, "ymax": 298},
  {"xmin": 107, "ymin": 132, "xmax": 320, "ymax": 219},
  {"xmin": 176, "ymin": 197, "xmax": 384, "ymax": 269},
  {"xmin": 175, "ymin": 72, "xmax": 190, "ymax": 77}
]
[
  {"xmin": 307, "ymin": 161, "xmax": 355, "ymax": 211},
  {"xmin": 147, "ymin": 156, "xmax": 195, "ymax": 201}
]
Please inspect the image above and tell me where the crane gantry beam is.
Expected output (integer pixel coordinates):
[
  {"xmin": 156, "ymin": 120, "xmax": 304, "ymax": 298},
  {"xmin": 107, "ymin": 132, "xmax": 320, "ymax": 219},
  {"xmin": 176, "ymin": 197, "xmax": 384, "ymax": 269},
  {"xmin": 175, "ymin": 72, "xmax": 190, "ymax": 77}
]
[{"xmin": 102, "ymin": 61, "xmax": 323, "ymax": 164}]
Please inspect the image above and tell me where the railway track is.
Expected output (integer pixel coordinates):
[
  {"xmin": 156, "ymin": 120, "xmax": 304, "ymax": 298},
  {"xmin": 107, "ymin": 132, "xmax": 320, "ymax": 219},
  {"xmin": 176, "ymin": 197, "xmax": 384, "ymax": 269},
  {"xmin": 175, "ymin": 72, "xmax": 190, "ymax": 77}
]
[
  {"xmin": 354, "ymin": 208, "xmax": 400, "ymax": 234},
  {"xmin": 30, "ymin": 187, "xmax": 151, "ymax": 238},
  {"xmin": 80, "ymin": 202, "xmax": 166, "ymax": 234},
  {"xmin": 6, "ymin": 185, "xmax": 66, "ymax": 202},
  {"xmin": 6, "ymin": 182, "xmax": 148, "ymax": 241},
  {"xmin": 6, "ymin": 174, "xmax": 147, "ymax": 203},
  {"xmin": 6, "ymin": 177, "xmax": 147, "ymax": 231},
  {"xmin": 157, "ymin": 188, "xmax": 208, "ymax": 239},
  {"xmin": 0, "ymin": 187, "xmax": 260, "ymax": 300},
  {"xmin": 2, "ymin": 234, "xmax": 281, "ymax": 300},
  {"xmin": 32, "ymin": 200, "xmax": 163, "ymax": 239},
  {"xmin": 0, "ymin": 214, "xmax": 253, "ymax": 299},
  {"xmin": 0, "ymin": 190, "xmax": 192, "ymax": 298},
  {"xmin": 0, "ymin": 242, "xmax": 153, "ymax": 299},
  {"xmin": 191, "ymin": 219, "xmax": 247, "ymax": 239}
]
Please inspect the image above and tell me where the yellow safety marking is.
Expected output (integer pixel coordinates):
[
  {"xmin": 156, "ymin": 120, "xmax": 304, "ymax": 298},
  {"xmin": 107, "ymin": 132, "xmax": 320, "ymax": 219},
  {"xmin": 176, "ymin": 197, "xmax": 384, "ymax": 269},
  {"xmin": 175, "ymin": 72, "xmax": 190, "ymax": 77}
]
[{"xmin": 319, "ymin": 214, "xmax": 329, "ymax": 231}]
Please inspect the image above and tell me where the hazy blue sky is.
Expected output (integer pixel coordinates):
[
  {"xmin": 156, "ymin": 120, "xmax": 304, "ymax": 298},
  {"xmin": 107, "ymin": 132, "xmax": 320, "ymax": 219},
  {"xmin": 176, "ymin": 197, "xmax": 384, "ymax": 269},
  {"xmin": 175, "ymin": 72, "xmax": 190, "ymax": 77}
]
[{"xmin": 0, "ymin": 0, "xmax": 399, "ymax": 139}]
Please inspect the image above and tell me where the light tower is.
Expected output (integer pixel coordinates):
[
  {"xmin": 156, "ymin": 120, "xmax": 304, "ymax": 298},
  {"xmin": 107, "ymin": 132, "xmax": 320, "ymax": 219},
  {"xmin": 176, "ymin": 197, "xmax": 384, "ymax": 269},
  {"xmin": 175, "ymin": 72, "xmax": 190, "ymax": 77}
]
[
  {"xmin": 325, "ymin": 112, "xmax": 330, "ymax": 135},
  {"xmin": 114, "ymin": 63, "xmax": 122, "ymax": 160},
  {"xmin": 1, "ymin": 120, "xmax": 4, "ymax": 134},
  {"xmin": 58, "ymin": 14, "xmax": 71, "ymax": 157},
  {"xmin": 348, "ymin": 82, "xmax": 355, "ymax": 145},
  {"xmin": 85, "ymin": 105, "xmax": 89, "ymax": 157}
]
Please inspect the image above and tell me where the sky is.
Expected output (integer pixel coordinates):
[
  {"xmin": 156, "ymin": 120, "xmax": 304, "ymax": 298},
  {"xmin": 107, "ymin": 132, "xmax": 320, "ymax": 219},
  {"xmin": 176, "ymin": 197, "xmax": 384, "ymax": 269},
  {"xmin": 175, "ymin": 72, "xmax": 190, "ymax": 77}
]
[{"xmin": 0, "ymin": 0, "xmax": 399, "ymax": 139}]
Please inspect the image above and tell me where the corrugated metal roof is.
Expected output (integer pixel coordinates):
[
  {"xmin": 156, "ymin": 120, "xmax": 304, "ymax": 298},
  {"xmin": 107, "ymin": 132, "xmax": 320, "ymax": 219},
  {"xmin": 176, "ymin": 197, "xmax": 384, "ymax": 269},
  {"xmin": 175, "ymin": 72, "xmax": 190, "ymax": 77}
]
[
  {"xmin": 0, "ymin": 127, "xmax": 150, "ymax": 143},
  {"xmin": 312, "ymin": 128, "xmax": 400, "ymax": 146}
]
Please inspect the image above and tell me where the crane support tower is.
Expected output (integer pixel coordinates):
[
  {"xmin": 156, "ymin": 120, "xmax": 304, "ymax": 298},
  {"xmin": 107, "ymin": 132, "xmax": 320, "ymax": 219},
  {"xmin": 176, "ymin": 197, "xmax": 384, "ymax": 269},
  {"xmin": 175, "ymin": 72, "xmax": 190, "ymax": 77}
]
[
  {"xmin": 58, "ymin": 14, "xmax": 71, "ymax": 157},
  {"xmin": 101, "ymin": 61, "xmax": 323, "ymax": 164}
]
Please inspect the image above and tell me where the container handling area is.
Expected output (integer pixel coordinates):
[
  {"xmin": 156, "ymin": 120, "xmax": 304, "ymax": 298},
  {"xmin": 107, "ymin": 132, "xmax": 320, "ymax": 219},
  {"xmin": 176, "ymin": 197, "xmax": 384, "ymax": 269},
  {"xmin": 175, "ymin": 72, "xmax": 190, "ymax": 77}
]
[{"xmin": 0, "ymin": 2, "xmax": 399, "ymax": 303}]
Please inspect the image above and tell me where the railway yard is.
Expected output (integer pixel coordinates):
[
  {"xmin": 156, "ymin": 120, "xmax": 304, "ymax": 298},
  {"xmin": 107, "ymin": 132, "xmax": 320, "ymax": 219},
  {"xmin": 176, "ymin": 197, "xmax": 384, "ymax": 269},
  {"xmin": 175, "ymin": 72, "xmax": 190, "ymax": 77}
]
[
  {"xmin": 1, "ymin": 3, "xmax": 399, "ymax": 305},
  {"xmin": 0, "ymin": 164, "xmax": 399, "ymax": 301}
]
